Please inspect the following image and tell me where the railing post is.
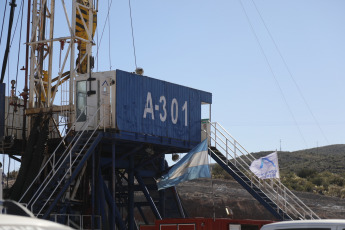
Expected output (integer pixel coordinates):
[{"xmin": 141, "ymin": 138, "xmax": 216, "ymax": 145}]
[
  {"xmin": 214, "ymin": 123, "xmax": 217, "ymax": 148},
  {"xmin": 53, "ymin": 155, "xmax": 55, "ymax": 173},
  {"xmin": 69, "ymin": 149, "xmax": 72, "ymax": 176},
  {"xmin": 103, "ymin": 102, "xmax": 105, "ymax": 132},
  {"xmin": 226, "ymin": 139, "xmax": 228, "ymax": 165},
  {"xmin": 284, "ymin": 186, "xmax": 287, "ymax": 212},
  {"xmin": 234, "ymin": 140, "xmax": 237, "ymax": 166}
]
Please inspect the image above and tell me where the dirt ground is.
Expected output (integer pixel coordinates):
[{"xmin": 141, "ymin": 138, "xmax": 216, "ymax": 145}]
[{"xmin": 177, "ymin": 178, "xmax": 345, "ymax": 220}]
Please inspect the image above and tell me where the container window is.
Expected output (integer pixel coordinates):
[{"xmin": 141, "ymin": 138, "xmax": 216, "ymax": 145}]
[{"xmin": 76, "ymin": 81, "xmax": 87, "ymax": 122}]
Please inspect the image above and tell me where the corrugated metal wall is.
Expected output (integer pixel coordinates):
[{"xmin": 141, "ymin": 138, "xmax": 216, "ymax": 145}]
[
  {"xmin": 0, "ymin": 83, "xmax": 5, "ymax": 138},
  {"xmin": 115, "ymin": 70, "xmax": 212, "ymax": 143}
]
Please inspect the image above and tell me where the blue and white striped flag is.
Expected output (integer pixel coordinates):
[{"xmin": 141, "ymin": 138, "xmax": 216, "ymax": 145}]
[{"xmin": 157, "ymin": 139, "xmax": 211, "ymax": 190}]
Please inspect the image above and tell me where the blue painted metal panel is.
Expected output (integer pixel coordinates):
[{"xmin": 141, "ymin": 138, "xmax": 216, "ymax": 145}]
[
  {"xmin": 115, "ymin": 70, "xmax": 212, "ymax": 143},
  {"xmin": 0, "ymin": 83, "xmax": 5, "ymax": 138}
]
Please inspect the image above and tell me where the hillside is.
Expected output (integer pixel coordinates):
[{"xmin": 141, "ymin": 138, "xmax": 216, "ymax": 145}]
[
  {"xmin": 209, "ymin": 145, "xmax": 345, "ymax": 197},
  {"xmin": 252, "ymin": 144, "xmax": 345, "ymax": 174}
]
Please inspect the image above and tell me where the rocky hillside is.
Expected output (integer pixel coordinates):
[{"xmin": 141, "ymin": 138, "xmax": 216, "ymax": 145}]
[{"xmin": 253, "ymin": 144, "xmax": 345, "ymax": 174}]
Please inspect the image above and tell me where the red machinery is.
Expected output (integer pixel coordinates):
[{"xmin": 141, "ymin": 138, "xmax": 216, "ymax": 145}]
[{"xmin": 140, "ymin": 218, "xmax": 274, "ymax": 230}]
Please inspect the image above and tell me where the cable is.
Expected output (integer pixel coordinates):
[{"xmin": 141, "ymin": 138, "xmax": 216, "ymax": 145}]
[
  {"xmin": 108, "ymin": 0, "xmax": 112, "ymax": 70},
  {"xmin": 7, "ymin": 152, "xmax": 11, "ymax": 187},
  {"xmin": 0, "ymin": 0, "xmax": 9, "ymax": 47},
  {"xmin": 96, "ymin": 0, "xmax": 113, "ymax": 65},
  {"xmin": 10, "ymin": 0, "xmax": 23, "ymax": 46},
  {"xmin": 1, "ymin": 0, "xmax": 17, "ymax": 84},
  {"xmin": 15, "ymin": 0, "xmax": 24, "ymax": 88},
  {"xmin": 251, "ymin": 0, "xmax": 329, "ymax": 145},
  {"xmin": 9, "ymin": 0, "xmax": 23, "ymax": 137},
  {"xmin": 238, "ymin": 0, "xmax": 308, "ymax": 148},
  {"xmin": 128, "ymin": 0, "xmax": 137, "ymax": 69},
  {"xmin": 96, "ymin": 21, "xmax": 99, "ymax": 71}
]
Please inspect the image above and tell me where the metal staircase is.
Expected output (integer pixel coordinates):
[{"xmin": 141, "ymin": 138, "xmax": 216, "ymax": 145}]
[
  {"xmin": 19, "ymin": 105, "xmax": 105, "ymax": 220},
  {"xmin": 136, "ymin": 176, "xmax": 185, "ymax": 219},
  {"xmin": 207, "ymin": 121, "xmax": 320, "ymax": 220}
]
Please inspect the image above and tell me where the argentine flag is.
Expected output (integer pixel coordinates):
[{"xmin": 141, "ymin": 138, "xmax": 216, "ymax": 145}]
[{"xmin": 157, "ymin": 139, "xmax": 211, "ymax": 190}]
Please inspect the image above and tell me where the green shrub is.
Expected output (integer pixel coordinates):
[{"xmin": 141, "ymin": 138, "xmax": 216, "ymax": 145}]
[
  {"xmin": 311, "ymin": 176, "xmax": 323, "ymax": 186},
  {"xmin": 297, "ymin": 168, "xmax": 317, "ymax": 178}
]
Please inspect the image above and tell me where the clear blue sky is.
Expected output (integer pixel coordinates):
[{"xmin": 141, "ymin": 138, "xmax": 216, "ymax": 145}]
[{"xmin": 1, "ymin": 0, "xmax": 345, "ymax": 158}]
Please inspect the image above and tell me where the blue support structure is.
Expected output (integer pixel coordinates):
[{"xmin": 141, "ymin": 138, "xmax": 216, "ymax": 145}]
[
  {"xmin": 102, "ymin": 177, "xmax": 126, "ymax": 230},
  {"xmin": 92, "ymin": 147, "xmax": 95, "ymax": 229},
  {"xmin": 135, "ymin": 173, "xmax": 162, "ymax": 220},
  {"xmin": 128, "ymin": 155, "xmax": 135, "ymax": 230},
  {"xmin": 99, "ymin": 171, "xmax": 109, "ymax": 230},
  {"xmin": 136, "ymin": 205, "xmax": 149, "ymax": 225},
  {"xmin": 42, "ymin": 132, "xmax": 103, "ymax": 219},
  {"xmin": 159, "ymin": 156, "xmax": 165, "ymax": 218},
  {"xmin": 112, "ymin": 142, "xmax": 116, "ymax": 230},
  {"xmin": 10, "ymin": 69, "xmax": 212, "ymax": 229}
]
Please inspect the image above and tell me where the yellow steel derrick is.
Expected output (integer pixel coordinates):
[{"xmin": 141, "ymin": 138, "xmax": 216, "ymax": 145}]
[
  {"xmin": 37, "ymin": 0, "xmax": 97, "ymax": 103},
  {"xmin": 75, "ymin": 0, "xmax": 97, "ymax": 74}
]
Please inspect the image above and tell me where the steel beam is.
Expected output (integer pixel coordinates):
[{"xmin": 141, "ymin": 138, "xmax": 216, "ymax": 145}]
[{"xmin": 135, "ymin": 173, "xmax": 162, "ymax": 220}]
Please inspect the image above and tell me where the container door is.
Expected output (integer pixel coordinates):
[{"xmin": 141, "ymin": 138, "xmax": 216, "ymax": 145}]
[
  {"xmin": 75, "ymin": 79, "xmax": 99, "ymax": 131},
  {"xmin": 99, "ymin": 76, "xmax": 112, "ymax": 129}
]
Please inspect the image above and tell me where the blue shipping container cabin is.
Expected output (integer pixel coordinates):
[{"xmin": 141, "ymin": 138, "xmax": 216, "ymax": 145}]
[{"xmin": 75, "ymin": 70, "xmax": 212, "ymax": 145}]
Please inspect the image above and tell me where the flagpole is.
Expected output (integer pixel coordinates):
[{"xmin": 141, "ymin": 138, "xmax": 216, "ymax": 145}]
[
  {"xmin": 276, "ymin": 150, "xmax": 281, "ymax": 182},
  {"xmin": 208, "ymin": 146, "xmax": 216, "ymax": 221},
  {"xmin": 211, "ymin": 175, "xmax": 215, "ymax": 221}
]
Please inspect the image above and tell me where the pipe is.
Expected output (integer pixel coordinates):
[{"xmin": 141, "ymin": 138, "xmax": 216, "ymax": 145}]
[
  {"xmin": 21, "ymin": 0, "xmax": 31, "ymax": 146},
  {"xmin": 0, "ymin": 0, "xmax": 17, "ymax": 83}
]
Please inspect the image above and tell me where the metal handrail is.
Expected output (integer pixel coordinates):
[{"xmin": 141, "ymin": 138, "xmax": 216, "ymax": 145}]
[
  {"xmin": 25, "ymin": 104, "xmax": 103, "ymax": 213},
  {"xmin": 208, "ymin": 146, "xmax": 304, "ymax": 219},
  {"xmin": 208, "ymin": 121, "xmax": 320, "ymax": 220},
  {"xmin": 19, "ymin": 105, "xmax": 88, "ymax": 203},
  {"xmin": 209, "ymin": 137, "xmax": 305, "ymax": 219},
  {"xmin": 40, "ymin": 214, "xmax": 102, "ymax": 230},
  {"xmin": 36, "ymin": 116, "xmax": 104, "ymax": 216}
]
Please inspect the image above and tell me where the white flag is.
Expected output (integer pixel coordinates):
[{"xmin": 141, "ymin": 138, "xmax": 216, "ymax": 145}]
[{"xmin": 249, "ymin": 152, "xmax": 280, "ymax": 179}]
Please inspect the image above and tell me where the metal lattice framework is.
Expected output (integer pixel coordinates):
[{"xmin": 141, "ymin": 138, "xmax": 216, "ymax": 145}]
[{"xmin": 27, "ymin": 0, "xmax": 96, "ymax": 120}]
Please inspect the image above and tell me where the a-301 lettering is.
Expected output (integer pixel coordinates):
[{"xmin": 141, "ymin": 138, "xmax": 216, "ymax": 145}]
[{"xmin": 143, "ymin": 92, "xmax": 188, "ymax": 126}]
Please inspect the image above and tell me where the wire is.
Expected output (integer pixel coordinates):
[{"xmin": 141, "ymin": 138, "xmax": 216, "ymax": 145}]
[
  {"xmin": 96, "ymin": 19, "xmax": 99, "ymax": 71},
  {"xmin": 128, "ymin": 0, "xmax": 137, "ymax": 69},
  {"xmin": 15, "ymin": 0, "xmax": 24, "ymax": 89},
  {"xmin": 7, "ymin": 153, "xmax": 10, "ymax": 187},
  {"xmin": 0, "ymin": 0, "xmax": 9, "ymax": 47},
  {"xmin": 251, "ymin": 0, "xmax": 329, "ymax": 145},
  {"xmin": 108, "ymin": 0, "xmax": 112, "ymax": 70},
  {"xmin": 238, "ymin": 0, "xmax": 308, "ymax": 148},
  {"xmin": 96, "ymin": 0, "xmax": 113, "ymax": 65},
  {"xmin": 10, "ymin": 0, "xmax": 23, "ymax": 46}
]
